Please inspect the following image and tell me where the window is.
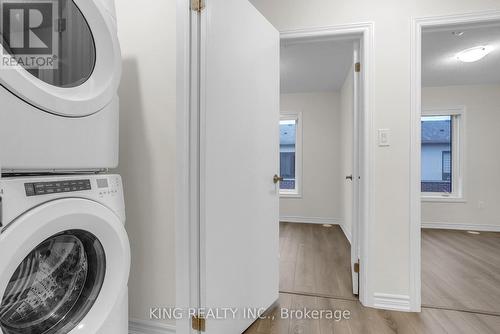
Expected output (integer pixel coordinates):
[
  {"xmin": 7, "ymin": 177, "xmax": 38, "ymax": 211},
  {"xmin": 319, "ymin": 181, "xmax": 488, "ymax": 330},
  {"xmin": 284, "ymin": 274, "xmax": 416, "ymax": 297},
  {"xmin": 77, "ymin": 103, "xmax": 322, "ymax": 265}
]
[
  {"xmin": 421, "ymin": 108, "xmax": 464, "ymax": 201},
  {"xmin": 280, "ymin": 112, "xmax": 302, "ymax": 197}
]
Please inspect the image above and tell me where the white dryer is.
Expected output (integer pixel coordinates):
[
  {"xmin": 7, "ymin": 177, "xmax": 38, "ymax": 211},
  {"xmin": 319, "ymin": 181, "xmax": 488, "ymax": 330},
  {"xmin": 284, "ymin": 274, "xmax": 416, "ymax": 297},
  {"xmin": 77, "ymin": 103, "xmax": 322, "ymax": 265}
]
[
  {"xmin": 0, "ymin": 174, "xmax": 130, "ymax": 334},
  {"xmin": 0, "ymin": 0, "xmax": 121, "ymax": 172}
]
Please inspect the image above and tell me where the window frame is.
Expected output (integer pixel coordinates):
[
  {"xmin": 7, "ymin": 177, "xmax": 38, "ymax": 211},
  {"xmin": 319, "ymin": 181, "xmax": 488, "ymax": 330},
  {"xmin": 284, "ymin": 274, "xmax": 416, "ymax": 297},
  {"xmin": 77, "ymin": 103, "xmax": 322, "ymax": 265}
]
[
  {"xmin": 280, "ymin": 111, "xmax": 303, "ymax": 198},
  {"xmin": 421, "ymin": 106, "xmax": 466, "ymax": 202}
]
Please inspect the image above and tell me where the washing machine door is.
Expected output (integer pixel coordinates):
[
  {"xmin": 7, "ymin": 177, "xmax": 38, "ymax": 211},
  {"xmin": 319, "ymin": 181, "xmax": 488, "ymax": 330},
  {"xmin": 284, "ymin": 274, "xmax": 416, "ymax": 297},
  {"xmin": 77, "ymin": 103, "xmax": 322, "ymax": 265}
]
[
  {"xmin": 0, "ymin": 198, "xmax": 130, "ymax": 334},
  {"xmin": 0, "ymin": 0, "xmax": 121, "ymax": 117}
]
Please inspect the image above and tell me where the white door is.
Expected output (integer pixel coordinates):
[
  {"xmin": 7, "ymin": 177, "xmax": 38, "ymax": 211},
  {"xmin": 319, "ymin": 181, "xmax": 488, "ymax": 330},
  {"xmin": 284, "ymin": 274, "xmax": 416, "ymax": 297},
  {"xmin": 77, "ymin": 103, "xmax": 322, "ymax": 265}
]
[
  {"xmin": 0, "ymin": 0, "xmax": 121, "ymax": 116},
  {"xmin": 196, "ymin": 0, "xmax": 280, "ymax": 333},
  {"xmin": 350, "ymin": 43, "xmax": 362, "ymax": 295}
]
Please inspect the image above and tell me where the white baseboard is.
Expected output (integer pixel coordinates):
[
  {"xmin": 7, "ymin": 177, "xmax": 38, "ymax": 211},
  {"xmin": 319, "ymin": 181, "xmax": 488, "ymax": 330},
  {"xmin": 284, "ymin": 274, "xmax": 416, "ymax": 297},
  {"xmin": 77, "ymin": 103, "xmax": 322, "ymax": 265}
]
[
  {"xmin": 129, "ymin": 319, "xmax": 176, "ymax": 334},
  {"xmin": 339, "ymin": 224, "xmax": 352, "ymax": 244},
  {"xmin": 422, "ymin": 222, "xmax": 500, "ymax": 232},
  {"xmin": 280, "ymin": 216, "xmax": 352, "ymax": 244},
  {"xmin": 373, "ymin": 293, "xmax": 411, "ymax": 312},
  {"xmin": 280, "ymin": 216, "xmax": 341, "ymax": 225}
]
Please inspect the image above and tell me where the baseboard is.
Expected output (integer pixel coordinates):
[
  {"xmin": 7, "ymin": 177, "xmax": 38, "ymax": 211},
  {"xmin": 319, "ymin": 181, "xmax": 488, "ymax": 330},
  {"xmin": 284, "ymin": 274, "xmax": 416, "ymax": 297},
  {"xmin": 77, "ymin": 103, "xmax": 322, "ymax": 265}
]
[
  {"xmin": 422, "ymin": 222, "xmax": 500, "ymax": 232},
  {"xmin": 339, "ymin": 224, "xmax": 352, "ymax": 244},
  {"xmin": 280, "ymin": 216, "xmax": 352, "ymax": 244},
  {"xmin": 373, "ymin": 293, "xmax": 411, "ymax": 312},
  {"xmin": 129, "ymin": 319, "xmax": 176, "ymax": 334},
  {"xmin": 280, "ymin": 216, "xmax": 341, "ymax": 225}
]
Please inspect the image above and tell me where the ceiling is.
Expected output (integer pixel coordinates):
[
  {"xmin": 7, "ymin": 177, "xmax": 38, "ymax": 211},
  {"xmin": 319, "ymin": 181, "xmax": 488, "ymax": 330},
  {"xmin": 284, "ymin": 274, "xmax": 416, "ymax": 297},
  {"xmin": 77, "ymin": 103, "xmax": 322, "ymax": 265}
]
[
  {"xmin": 422, "ymin": 22, "xmax": 500, "ymax": 87},
  {"xmin": 281, "ymin": 39, "xmax": 354, "ymax": 94}
]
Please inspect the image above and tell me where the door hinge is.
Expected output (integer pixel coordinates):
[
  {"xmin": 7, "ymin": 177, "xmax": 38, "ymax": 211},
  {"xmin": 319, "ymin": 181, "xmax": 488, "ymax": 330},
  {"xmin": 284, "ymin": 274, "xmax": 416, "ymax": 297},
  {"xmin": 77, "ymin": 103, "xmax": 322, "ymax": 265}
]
[
  {"xmin": 354, "ymin": 260, "xmax": 360, "ymax": 273},
  {"xmin": 192, "ymin": 315, "xmax": 206, "ymax": 332},
  {"xmin": 56, "ymin": 18, "xmax": 67, "ymax": 33},
  {"xmin": 191, "ymin": 0, "xmax": 205, "ymax": 12},
  {"xmin": 355, "ymin": 62, "xmax": 361, "ymax": 73}
]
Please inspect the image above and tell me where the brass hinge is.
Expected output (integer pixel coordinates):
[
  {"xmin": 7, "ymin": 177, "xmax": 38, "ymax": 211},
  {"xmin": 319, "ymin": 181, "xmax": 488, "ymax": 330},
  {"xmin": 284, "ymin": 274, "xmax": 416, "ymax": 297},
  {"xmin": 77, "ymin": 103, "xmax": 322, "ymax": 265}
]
[
  {"xmin": 354, "ymin": 260, "xmax": 360, "ymax": 273},
  {"xmin": 192, "ymin": 315, "xmax": 206, "ymax": 332},
  {"xmin": 355, "ymin": 62, "xmax": 361, "ymax": 73},
  {"xmin": 191, "ymin": 0, "xmax": 205, "ymax": 12}
]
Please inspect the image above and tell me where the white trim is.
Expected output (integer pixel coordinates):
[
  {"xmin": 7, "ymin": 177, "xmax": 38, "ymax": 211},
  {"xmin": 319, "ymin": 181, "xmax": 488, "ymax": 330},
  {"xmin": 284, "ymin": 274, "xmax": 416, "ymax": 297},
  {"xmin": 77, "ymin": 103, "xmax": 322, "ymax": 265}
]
[
  {"xmin": 129, "ymin": 319, "xmax": 176, "ymax": 334},
  {"xmin": 281, "ymin": 22, "xmax": 374, "ymax": 308},
  {"xmin": 280, "ymin": 216, "xmax": 352, "ymax": 243},
  {"xmin": 410, "ymin": 9, "xmax": 500, "ymax": 314},
  {"xmin": 280, "ymin": 111, "xmax": 303, "ymax": 198},
  {"xmin": 422, "ymin": 222, "xmax": 500, "ymax": 232},
  {"xmin": 373, "ymin": 294, "xmax": 411, "ymax": 312},
  {"xmin": 340, "ymin": 223, "xmax": 352, "ymax": 244},
  {"xmin": 421, "ymin": 197, "xmax": 466, "ymax": 203},
  {"xmin": 176, "ymin": 1, "xmax": 199, "ymax": 334},
  {"xmin": 280, "ymin": 216, "xmax": 342, "ymax": 225}
]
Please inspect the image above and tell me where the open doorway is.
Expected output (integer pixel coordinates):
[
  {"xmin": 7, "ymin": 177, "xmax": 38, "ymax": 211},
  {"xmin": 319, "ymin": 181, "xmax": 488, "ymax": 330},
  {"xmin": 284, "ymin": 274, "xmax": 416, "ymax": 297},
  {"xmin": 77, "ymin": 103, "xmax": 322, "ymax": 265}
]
[
  {"xmin": 416, "ymin": 17, "xmax": 500, "ymax": 316},
  {"xmin": 277, "ymin": 36, "xmax": 362, "ymax": 300}
]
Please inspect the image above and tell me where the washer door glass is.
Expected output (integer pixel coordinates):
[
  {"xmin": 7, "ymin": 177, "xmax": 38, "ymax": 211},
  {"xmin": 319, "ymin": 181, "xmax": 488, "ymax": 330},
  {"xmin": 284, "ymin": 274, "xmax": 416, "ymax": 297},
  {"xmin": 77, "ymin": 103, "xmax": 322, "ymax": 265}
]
[
  {"xmin": 0, "ymin": 230, "xmax": 106, "ymax": 334},
  {"xmin": 0, "ymin": 0, "xmax": 96, "ymax": 88}
]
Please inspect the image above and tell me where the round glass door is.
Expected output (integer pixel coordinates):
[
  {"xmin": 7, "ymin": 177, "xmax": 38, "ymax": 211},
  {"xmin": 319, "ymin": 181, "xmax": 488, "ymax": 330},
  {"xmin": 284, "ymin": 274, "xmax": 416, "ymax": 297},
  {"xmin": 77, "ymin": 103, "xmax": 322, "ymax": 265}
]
[
  {"xmin": 0, "ymin": 0, "xmax": 96, "ymax": 88},
  {"xmin": 0, "ymin": 230, "xmax": 106, "ymax": 334}
]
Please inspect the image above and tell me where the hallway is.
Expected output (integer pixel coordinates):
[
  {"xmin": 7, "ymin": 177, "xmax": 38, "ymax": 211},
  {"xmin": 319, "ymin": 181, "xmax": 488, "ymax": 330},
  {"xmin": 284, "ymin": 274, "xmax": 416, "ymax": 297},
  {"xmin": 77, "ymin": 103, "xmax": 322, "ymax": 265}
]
[{"xmin": 243, "ymin": 223, "xmax": 500, "ymax": 334}]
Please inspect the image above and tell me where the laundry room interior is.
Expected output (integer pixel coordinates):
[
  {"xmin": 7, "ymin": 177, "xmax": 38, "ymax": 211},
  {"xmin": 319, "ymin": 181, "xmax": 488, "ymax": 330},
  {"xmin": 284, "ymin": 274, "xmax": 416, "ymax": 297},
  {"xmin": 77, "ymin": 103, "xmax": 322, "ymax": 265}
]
[{"xmin": 1, "ymin": 0, "xmax": 500, "ymax": 334}]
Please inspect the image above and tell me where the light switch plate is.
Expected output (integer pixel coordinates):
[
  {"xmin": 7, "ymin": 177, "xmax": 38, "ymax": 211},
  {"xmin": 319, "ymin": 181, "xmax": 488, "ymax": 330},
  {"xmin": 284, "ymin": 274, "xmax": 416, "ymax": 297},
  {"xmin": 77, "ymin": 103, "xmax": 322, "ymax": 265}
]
[{"xmin": 378, "ymin": 129, "xmax": 390, "ymax": 147}]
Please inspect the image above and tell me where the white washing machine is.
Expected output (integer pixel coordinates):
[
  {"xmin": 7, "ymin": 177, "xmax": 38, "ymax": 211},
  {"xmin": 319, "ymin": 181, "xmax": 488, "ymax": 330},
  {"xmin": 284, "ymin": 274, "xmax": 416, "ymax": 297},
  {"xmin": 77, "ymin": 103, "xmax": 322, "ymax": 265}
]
[
  {"xmin": 0, "ymin": 174, "xmax": 130, "ymax": 334},
  {"xmin": 0, "ymin": 0, "xmax": 121, "ymax": 172}
]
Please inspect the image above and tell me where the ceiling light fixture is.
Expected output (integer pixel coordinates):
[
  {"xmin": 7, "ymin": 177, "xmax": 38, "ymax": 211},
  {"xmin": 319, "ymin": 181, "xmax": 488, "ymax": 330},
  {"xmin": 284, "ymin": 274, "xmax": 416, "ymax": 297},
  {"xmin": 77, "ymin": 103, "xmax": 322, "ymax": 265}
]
[{"xmin": 456, "ymin": 46, "xmax": 493, "ymax": 63}]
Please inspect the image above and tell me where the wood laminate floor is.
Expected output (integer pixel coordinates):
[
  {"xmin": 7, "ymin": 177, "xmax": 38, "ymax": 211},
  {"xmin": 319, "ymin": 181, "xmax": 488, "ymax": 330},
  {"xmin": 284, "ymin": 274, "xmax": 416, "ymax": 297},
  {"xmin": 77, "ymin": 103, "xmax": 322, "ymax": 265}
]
[
  {"xmin": 422, "ymin": 229, "xmax": 500, "ymax": 315},
  {"xmin": 244, "ymin": 292, "xmax": 500, "ymax": 334},
  {"xmin": 249, "ymin": 223, "xmax": 500, "ymax": 333},
  {"xmin": 279, "ymin": 223, "xmax": 354, "ymax": 300}
]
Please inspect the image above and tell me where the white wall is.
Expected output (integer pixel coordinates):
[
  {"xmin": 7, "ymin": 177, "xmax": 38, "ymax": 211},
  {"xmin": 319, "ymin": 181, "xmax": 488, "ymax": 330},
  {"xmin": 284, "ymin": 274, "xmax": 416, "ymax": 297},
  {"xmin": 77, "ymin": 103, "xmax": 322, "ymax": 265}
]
[
  {"xmin": 422, "ymin": 85, "xmax": 500, "ymax": 229},
  {"xmin": 340, "ymin": 65, "xmax": 354, "ymax": 239},
  {"xmin": 250, "ymin": 0, "xmax": 500, "ymax": 303},
  {"xmin": 115, "ymin": 0, "xmax": 176, "ymax": 325},
  {"xmin": 280, "ymin": 92, "xmax": 342, "ymax": 222}
]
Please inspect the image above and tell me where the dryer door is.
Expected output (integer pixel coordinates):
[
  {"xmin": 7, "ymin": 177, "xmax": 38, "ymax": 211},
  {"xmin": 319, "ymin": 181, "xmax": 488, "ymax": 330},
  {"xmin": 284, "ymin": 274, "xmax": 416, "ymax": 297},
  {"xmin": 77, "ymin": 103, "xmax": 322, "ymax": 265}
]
[
  {"xmin": 0, "ymin": 198, "xmax": 130, "ymax": 334},
  {"xmin": 0, "ymin": 0, "xmax": 121, "ymax": 117}
]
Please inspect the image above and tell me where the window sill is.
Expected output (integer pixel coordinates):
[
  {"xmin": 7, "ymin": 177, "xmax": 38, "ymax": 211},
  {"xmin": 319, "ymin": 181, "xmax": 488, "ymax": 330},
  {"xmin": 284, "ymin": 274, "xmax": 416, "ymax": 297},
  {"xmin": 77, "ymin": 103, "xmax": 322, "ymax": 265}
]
[
  {"xmin": 421, "ymin": 196, "xmax": 466, "ymax": 203},
  {"xmin": 280, "ymin": 192, "xmax": 302, "ymax": 199}
]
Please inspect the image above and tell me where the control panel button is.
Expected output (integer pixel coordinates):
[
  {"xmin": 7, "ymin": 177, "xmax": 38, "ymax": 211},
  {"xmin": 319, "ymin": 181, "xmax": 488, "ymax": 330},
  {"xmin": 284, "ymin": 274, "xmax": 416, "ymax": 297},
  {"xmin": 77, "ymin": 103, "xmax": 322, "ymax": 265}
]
[{"xmin": 25, "ymin": 179, "xmax": 92, "ymax": 197}]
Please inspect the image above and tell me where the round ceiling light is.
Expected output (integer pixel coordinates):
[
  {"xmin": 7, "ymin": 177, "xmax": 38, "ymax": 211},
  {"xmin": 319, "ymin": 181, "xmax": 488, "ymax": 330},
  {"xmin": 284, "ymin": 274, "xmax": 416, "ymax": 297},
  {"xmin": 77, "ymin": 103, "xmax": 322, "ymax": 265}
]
[{"xmin": 456, "ymin": 46, "xmax": 493, "ymax": 63}]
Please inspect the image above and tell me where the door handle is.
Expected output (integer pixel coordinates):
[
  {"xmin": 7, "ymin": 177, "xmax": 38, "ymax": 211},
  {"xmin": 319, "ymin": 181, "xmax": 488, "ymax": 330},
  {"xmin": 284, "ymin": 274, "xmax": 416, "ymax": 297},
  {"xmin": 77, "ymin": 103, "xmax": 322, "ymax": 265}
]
[
  {"xmin": 346, "ymin": 175, "xmax": 353, "ymax": 181},
  {"xmin": 273, "ymin": 175, "xmax": 284, "ymax": 184}
]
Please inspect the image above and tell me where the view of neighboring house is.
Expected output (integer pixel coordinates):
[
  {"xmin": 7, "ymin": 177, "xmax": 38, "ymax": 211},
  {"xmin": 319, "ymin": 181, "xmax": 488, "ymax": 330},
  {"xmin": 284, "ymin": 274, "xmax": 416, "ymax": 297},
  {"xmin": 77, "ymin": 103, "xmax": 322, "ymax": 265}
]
[
  {"xmin": 279, "ymin": 120, "xmax": 297, "ymax": 190},
  {"xmin": 421, "ymin": 116, "xmax": 452, "ymax": 193}
]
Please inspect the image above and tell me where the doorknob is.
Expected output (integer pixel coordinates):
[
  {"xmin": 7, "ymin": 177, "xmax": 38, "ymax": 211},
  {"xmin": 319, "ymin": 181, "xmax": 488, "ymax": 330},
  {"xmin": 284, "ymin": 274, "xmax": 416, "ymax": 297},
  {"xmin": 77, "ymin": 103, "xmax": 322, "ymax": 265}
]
[
  {"xmin": 346, "ymin": 175, "xmax": 353, "ymax": 181},
  {"xmin": 273, "ymin": 175, "xmax": 284, "ymax": 184}
]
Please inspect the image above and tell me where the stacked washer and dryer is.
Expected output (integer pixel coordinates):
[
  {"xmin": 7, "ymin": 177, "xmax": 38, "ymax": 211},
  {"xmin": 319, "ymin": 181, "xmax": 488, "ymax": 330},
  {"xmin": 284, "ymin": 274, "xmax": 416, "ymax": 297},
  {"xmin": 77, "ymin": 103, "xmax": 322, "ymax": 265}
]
[{"xmin": 0, "ymin": 0, "xmax": 130, "ymax": 333}]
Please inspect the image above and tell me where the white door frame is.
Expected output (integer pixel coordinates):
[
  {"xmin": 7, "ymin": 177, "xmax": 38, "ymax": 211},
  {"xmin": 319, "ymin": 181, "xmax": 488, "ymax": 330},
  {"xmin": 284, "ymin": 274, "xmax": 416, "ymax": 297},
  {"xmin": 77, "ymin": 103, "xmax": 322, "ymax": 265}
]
[
  {"xmin": 410, "ymin": 9, "xmax": 500, "ymax": 313},
  {"xmin": 176, "ymin": 1, "xmax": 200, "ymax": 333},
  {"xmin": 177, "ymin": 10, "xmax": 375, "ymax": 333},
  {"xmin": 280, "ymin": 23, "xmax": 375, "ymax": 307}
]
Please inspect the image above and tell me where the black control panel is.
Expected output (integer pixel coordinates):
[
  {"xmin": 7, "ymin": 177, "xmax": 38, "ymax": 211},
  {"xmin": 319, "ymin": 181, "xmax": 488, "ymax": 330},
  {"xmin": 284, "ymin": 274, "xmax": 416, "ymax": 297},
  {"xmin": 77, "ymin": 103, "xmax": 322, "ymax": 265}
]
[{"xmin": 25, "ymin": 179, "xmax": 92, "ymax": 197}]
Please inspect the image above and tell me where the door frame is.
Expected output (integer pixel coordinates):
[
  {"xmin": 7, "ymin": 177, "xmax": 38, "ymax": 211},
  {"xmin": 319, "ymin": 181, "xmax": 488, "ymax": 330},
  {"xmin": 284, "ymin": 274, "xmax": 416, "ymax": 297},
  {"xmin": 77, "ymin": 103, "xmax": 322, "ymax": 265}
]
[
  {"xmin": 280, "ymin": 23, "xmax": 374, "ymax": 307},
  {"xmin": 409, "ymin": 9, "xmax": 500, "ymax": 313},
  {"xmin": 177, "ymin": 3, "xmax": 376, "ymax": 331},
  {"xmin": 176, "ymin": 0, "xmax": 200, "ymax": 333}
]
